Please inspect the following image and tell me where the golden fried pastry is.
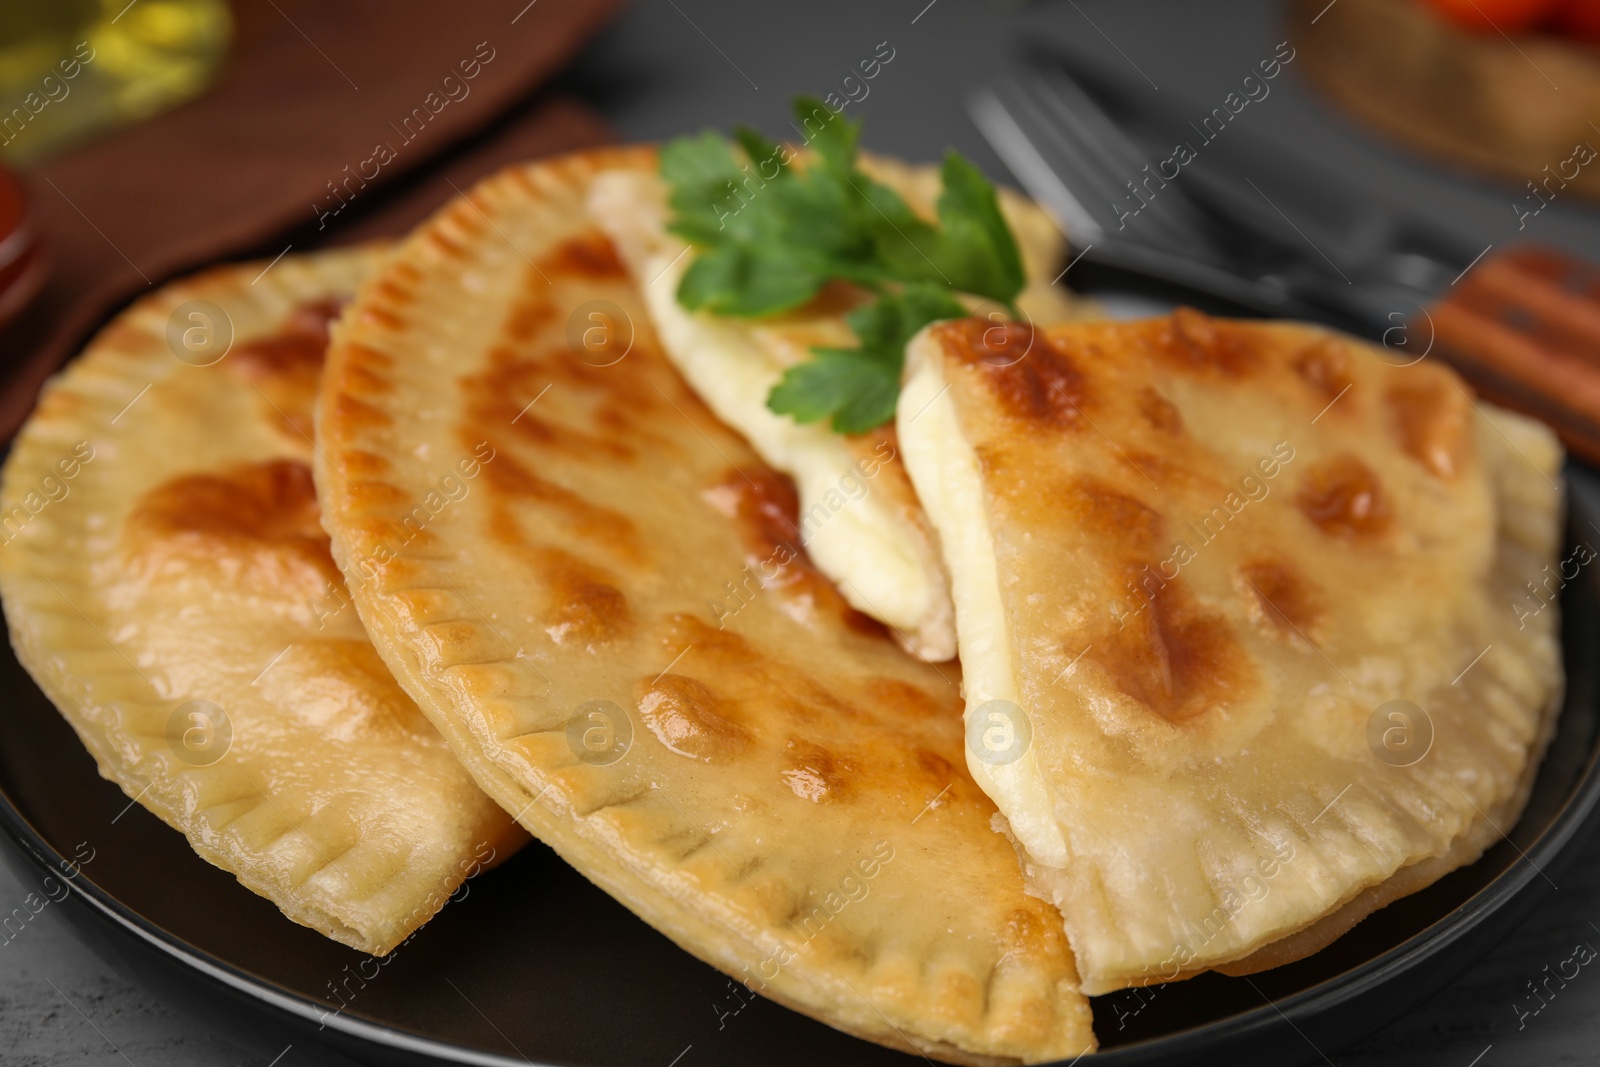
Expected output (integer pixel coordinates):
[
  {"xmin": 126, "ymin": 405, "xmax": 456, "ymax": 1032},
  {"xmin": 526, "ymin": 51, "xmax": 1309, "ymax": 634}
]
[
  {"xmin": 313, "ymin": 148, "xmax": 1095, "ymax": 1065},
  {"xmin": 897, "ymin": 311, "xmax": 1563, "ymax": 994},
  {"xmin": 0, "ymin": 247, "xmax": 522, "ymax": 955}
]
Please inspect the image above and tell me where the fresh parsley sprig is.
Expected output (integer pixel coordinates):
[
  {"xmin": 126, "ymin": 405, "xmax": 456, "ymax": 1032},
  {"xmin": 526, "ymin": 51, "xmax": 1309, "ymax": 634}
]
[{"xmin": 660, "ymin": 97, "xmax": 1025, "ymax": 434}]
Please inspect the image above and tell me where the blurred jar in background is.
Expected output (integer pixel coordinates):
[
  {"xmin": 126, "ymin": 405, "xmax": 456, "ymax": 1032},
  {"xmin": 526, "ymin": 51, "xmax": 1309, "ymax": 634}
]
[{"xmin": 0, "ymin": 0, "xmax": 231, "ymax": 166}]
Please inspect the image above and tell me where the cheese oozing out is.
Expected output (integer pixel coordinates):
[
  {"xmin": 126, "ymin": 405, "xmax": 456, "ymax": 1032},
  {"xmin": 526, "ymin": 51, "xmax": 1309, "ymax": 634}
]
[
  {"xmin": 588, "ymin": 168, "xmax": 957, "ymax": 660},
  {"xmin": 897, "ymin": 330, "xmax": 1070, "ymax": 867}
]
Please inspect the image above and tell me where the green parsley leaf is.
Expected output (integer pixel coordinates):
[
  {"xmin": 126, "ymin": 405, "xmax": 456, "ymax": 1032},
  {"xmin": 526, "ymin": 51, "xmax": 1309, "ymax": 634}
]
[
  {"xmin": 931, "ymin": 151, "xmax": 1026, "ymax": 311},
  {"xmin": 661, "ymin": 96, "xmax": 1027, "ymax": 433},
  {"xmin": 766, "ymin": 351, "xmax": 901, "ymax": 436},
  {"xmin": 768, "ymin": 283, "xmax": 968, "ymax": 434},
  {"xmin": 732, "ymin": 126, "xmax": 791, "ymax": 183},
  {"xmin": 659, "ymin": 131, "xmax": 747, "ymax": 246},
  {"xmin": 837, "ymin": 282, "xmax": 972, "ymax": 361},
  {"xmin": 676, "ymin": 243, "xmax": 825, "ymax": 317}
]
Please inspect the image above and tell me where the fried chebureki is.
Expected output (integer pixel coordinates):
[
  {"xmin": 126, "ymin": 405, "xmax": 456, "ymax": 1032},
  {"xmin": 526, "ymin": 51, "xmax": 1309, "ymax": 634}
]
[
  {"xmin": 897, "ymin": 311, "xmax": 1562, "ymax": 994},
  {"xmin": 0, "ymin": 248, "xmax": 522, "ymax": 955},
  {"xmin": 589, "ymin": 152, "xmax": 1084, "ymax": 662},
  {"xmin": 313, "ymin": 148, "xmax": 1095, "ymax": 1064}
]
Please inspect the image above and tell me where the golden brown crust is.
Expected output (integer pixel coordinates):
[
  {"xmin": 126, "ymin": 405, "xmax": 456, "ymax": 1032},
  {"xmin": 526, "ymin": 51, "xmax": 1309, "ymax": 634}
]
[
  {"xmin": 122, "ymin": 460, "xmax": 339, "ymax": 593},
  {"xmin": 905, "ymin": 310, "xmax": 1563, "ymax": 994},
  {"xmin": 314, "ymin": 148, "xmax": 1094, "ymax": 1064},
  {"xmin": 0, "ymin": 247, "xmax": 521, "ymax": 955}
]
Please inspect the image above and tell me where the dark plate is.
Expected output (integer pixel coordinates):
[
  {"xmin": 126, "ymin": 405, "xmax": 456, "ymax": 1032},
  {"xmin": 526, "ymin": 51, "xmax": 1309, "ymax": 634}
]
[{"xmin": 1, "ymin": 389, "xmax": 1598, "ymax": 1067}]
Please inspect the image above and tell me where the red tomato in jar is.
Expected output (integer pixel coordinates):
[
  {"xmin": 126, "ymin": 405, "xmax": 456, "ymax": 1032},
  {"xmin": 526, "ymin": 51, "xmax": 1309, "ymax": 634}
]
[
  {"xmin": 1422, "ymin": 0, "xmax": 1560, "ymax": 32},
  {"xmin": 1553, "ymin": 0, "xmax": 1600, "ymax": 43}
]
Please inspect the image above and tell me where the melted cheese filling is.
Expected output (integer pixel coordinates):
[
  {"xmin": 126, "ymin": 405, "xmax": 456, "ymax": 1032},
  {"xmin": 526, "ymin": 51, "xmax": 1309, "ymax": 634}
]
[
  {"xmin": 589, "ymin": 170, "xmax": 955, "ymax": 659},
  {"xmin": 898, "ymin": 333, "xmax": 1070, "ymax": 868}
]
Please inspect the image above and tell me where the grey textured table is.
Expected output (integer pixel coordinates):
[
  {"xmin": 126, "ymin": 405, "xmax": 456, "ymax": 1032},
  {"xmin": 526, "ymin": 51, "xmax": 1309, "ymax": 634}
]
[{"xmin": 6, "ymin": 0, "xmax": 1600, "ymax": 1064}]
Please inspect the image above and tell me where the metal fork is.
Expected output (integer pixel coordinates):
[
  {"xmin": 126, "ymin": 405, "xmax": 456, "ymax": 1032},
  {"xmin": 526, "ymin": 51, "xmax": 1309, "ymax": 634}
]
[{"xmin": 969, "ymin": 65, "xmax": 1467, "ymax": 335}]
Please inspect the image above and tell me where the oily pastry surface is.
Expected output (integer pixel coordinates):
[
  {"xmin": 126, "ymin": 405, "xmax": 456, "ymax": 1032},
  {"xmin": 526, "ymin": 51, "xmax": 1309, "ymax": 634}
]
[
  {"xmin": 897, "ymin": 311, "xmax": 1563, "ymax": 994},
  {"xmin": 589, "ymin": 150, "xmax": 1084, "ymax": 662},
  {"xmin": 314, "ymin": 147, "xmax": 1094, "ymax": 1065},
  {"xmin": 0, "ymin": 248, "xmax": 520, "ymax": 955}
]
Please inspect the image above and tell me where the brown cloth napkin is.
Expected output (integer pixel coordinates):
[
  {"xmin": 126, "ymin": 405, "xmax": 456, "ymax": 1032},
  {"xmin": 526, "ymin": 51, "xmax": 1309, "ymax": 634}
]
[{"xmin": 0, "ymin": 0, "xmax": 625, "ymax": 438}]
